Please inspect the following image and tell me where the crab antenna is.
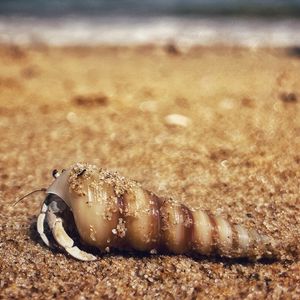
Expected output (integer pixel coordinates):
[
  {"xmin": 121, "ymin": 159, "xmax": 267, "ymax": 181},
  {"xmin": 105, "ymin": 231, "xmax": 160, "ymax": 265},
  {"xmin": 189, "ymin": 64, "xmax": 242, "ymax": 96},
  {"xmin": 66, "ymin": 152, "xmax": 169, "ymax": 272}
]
[{"xmin": 12, "ymin": 188, "xmax": 47, "ymax": 207}]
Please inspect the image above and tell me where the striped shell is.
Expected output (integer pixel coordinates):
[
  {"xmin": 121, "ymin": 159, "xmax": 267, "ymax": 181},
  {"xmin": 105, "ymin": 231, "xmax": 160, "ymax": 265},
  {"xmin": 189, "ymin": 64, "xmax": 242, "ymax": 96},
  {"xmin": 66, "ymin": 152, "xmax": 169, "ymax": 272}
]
[{"xmin": 46, "ymin": 163, "xmax": 276, "ymax": 259}]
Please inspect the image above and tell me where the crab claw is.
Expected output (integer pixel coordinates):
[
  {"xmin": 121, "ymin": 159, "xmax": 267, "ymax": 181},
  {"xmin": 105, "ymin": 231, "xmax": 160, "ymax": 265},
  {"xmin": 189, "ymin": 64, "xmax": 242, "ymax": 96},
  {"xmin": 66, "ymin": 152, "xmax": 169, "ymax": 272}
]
[
  {"xmin": 37, "ymin": 195, "xmax": 97, "ymax": 261},
  {"xmin": 47, "ymin": 208, "xmax": 97, "ymax": 261}
]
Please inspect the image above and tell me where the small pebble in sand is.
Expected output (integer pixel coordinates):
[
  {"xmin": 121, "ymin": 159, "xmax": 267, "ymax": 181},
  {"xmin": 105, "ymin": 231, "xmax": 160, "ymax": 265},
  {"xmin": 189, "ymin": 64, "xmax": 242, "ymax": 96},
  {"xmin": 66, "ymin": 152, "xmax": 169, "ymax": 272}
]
[
  {"xmin": 139, "ymin": 100, "xmax": 157, "ymax": 112},
  {"xmin": 279, "ymin": 92, "xmax": 298, "ymax": 103},
  {"xmin": 164, "ymin": 43, "xmax": 180, "ymax": 55},
  {"xmin": 219, "ymin": 98, "xmax": 236, "ymax": 110},
  {"xmin": 164, "ymin": 114, "xmax": 191, "ymax": 127},
  {"xmin": 66, "ymin": 111, "xmax": 78, "ymax": 123},
  {"xmin": 73, "ymin": 93, "xmax": 108, "ymax": 107}
]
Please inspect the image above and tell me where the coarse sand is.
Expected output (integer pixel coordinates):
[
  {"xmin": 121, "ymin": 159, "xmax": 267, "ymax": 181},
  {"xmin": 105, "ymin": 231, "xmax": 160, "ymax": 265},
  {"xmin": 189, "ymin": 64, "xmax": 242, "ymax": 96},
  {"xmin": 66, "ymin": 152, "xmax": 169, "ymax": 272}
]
[{"xmin": 0, "ymin": 45, "xmax": 299, "ymax": 299}]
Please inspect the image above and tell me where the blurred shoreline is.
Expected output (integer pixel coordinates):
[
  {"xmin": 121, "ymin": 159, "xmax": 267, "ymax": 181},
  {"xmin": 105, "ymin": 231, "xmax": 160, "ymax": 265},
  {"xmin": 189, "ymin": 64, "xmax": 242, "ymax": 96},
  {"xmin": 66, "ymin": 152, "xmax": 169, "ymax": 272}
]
[{"xmin": 1, "ymin": 16, "xmax": 300, "ymax": 47}]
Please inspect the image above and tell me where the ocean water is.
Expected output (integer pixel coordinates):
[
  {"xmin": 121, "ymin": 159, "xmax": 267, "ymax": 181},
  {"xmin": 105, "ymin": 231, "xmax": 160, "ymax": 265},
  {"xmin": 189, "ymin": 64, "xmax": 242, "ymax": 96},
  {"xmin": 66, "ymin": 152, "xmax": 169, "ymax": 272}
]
[
  {"xmin": 0, "ymin": 0, "xmax": 300, "ymax": 46},
  {"xmin": 1, "ymin": 0, "xmax": 300, "ymax": 17}
]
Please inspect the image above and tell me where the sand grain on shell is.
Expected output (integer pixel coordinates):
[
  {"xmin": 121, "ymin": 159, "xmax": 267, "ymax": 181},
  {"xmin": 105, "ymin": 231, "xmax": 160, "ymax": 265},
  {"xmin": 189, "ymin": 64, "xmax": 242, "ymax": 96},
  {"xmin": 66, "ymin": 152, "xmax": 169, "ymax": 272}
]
[{"xmin": 0, "ymin": 45, "xmax": 300, "ymax": 299}]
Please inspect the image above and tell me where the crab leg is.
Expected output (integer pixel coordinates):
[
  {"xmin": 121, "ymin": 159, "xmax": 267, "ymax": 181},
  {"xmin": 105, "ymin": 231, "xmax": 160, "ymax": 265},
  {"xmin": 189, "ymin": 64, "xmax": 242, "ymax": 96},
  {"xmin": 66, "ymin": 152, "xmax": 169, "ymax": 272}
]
[
  {"xmin": 46, "ymin": 199, "xmax": 97, "ymax": 261},
  {"xmin": 37, "ymin": 202, "xmax": 51, "ymax": 247}
]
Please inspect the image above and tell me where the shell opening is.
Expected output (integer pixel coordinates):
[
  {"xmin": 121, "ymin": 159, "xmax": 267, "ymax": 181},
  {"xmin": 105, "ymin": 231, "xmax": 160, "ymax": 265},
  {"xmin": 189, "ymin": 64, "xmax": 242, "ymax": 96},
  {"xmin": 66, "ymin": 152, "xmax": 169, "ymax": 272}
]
[{"xmin": 46, "ymin": 169, "xmax": 71, "ymax": 206}]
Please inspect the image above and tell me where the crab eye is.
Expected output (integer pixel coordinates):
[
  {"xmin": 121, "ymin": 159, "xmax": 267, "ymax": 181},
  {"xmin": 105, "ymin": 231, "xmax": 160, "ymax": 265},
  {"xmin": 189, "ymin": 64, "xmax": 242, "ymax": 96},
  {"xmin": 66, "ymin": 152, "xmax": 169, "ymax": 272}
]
[
  {"xmin": 77, "ymin": 169, "xmax": 86, "ymax": 177},
  {"xmin": 52, "ymin": 169, "xmax": 59, "ymax": 178}
]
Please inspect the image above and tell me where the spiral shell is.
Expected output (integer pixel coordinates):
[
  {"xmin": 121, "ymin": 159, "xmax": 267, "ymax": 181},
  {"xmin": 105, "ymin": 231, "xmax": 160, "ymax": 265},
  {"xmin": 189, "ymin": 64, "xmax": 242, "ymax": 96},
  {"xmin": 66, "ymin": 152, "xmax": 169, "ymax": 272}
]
[{"xmin": 44, "ymin": 163, "xmax": 276, "ymax": 260}]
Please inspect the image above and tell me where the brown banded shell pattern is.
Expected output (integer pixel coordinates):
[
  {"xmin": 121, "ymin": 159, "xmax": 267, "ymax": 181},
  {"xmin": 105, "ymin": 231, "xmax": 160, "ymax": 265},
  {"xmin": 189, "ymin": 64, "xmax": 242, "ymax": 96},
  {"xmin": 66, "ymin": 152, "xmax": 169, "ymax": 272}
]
[{"xmin": 67, "ymin": 163, "xmax": 275, "ymax": 259}]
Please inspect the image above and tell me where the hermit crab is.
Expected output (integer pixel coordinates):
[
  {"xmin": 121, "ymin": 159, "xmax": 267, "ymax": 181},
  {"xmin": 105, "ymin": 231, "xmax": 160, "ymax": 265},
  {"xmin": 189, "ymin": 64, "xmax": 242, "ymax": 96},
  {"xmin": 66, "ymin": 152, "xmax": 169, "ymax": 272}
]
[{"xmin": 26, "ymin": 163, "xmax": 276, "ymax": 261}]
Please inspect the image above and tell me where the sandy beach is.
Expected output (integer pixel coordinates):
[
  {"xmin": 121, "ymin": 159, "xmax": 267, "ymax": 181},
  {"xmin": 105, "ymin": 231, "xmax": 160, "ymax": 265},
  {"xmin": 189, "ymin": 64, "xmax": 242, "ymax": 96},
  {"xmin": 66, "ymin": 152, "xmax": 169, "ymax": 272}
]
[{"xmin": 0, "ymin": 45, "xmax": 299, "ymax": 299}]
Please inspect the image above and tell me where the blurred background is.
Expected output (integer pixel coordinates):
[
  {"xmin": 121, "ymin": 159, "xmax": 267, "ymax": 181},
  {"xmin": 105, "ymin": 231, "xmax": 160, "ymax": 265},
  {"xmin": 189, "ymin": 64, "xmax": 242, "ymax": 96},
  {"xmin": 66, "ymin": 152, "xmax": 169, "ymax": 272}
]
[{"xmin": 1, "ymin": 0, "xmax": 300, "ymax": 46}]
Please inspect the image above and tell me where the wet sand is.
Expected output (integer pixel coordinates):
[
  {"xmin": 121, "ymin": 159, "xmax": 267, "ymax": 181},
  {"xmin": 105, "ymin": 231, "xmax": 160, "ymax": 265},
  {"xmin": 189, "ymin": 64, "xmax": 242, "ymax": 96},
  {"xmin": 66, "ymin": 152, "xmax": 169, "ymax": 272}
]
[{"xmin": 0, "ymin": 45, "xmax": 299, "ymax": 299}]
